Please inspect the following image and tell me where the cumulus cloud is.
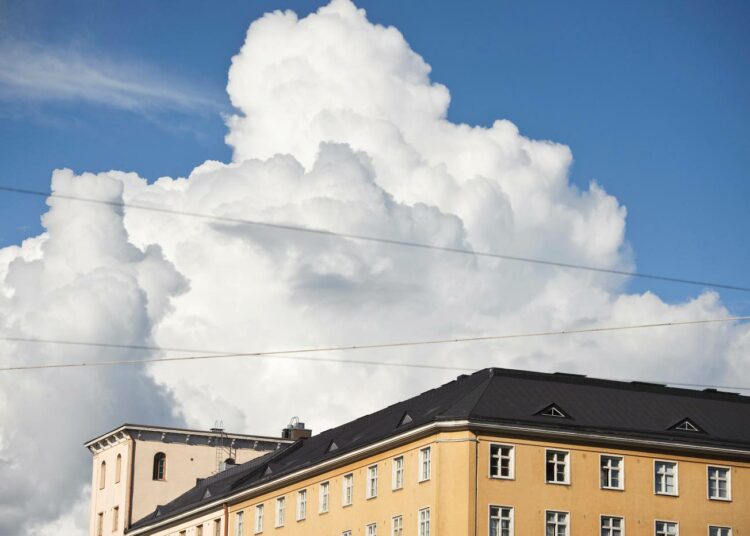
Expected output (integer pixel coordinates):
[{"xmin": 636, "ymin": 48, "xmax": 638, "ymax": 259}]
[
  {"xmin": 1, "ymin": 1, "xmax": 747, "ymax": 535},
  {"xmin": 0, "ymin": 41, "xmax": 220, "ymax": 114}
]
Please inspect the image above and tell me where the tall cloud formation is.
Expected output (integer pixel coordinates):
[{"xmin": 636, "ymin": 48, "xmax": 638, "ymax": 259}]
[{"xmin": 0, "ymin": 1, "xmax": 747, "ymax": 534}]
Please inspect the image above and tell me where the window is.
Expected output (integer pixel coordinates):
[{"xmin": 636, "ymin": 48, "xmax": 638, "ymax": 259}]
[
  {"xmin": 601, "ymin": 516, "xmax": 623, "ymax": 536},
  {"xmin": 489, "ymin": 506, "xmax": 513, "ymax": 536},
  {"xmin": 367, "ymin": 465, "xmax": 378, "ymax": 498},
  {"xmin": 419, "ymin": 508, "xmax": 431, "ymax": 536},
  {"xmin": 319, "ymin": 482, "xmax": 330, "ymax": 513},
  {"xmin": 708, "ymin": 466, "xmax": 731, "ymax": 500},
  {"xmin": 419, "ymin": 447, "xmax": 431, "ymax": 482},
  {"xmin": 654, "ymin": 461, "xmax": 678, "ymax": 495},
  {"xmin": 296, "ymin": 490, "xmax": 307, "ymax": 520},
  {"xmin": 275, "ymin": 497, "xmax": 285, "ymax": 527},
  {"xmin": 343, "ymin": 532, "xmax": 352, "ymax": 536},
  {"xmin": 392, "ymin": 515, "xmax": 403, "ymax": 536},
  {"xmin": 254, "ymin": 504, "xmax": 264, "ymax": 533},
  {"xmin": 710, "ymin": 527, "xmax": 731, "ymax": 536},
  {"xmin": 115, "ymin": 454, "xmax": 122, "ymax": 484},
  {"xmin": 197, "ymin": 526, "xmax": 203, "ymax": 536},
  {"xmin": 545, "ymin": 450, "xmax": 569, "ymax": 484},
  {"xmin": 545, "ymin": 511, "xmax": 568, "ymax": 536},
  {"xmin": 99, "ymin": 461, "xmax": 106, "ymax": 489},
  {"xmin": 153, "ymin": 452, "xmax": 166, "ymax": 481},
  {"xmin": 367, "ymin": 523, "xmax": 377, "ymax": 536},
  {"xmin": 97, "ymin": 513, "xmax": 103, "ymax": 536},
  {"xmin": 392, "ymin": 456, "xmax": 404, "ymax": 490},
  {"xmin": 343, "ymin": 473, "xmax": 353, "ymax": 506},
  {"xmin": 601, "ymin": 455, "xmax": 624, "ymax": 490},
  {"xmin": 214, "ymin": 519, "xmax": 221, "ymax": 536},
  {"xmin": 490, "ymin": 444, "xmax": 514, "ymax": 479},
  {"xmin": 235, "ymin": 511, "xmax": 244, "ymax": 536},
  {"xmin": 179, "ymin": 531, "xmax": 186, "ymax": 536},
  {"xmin": 655, "ymin": 521, "xmax": 678, "ymax": 536},
  {"xmin": 112, "ymin": 506, "xmax": 119, "ymax": 532}
]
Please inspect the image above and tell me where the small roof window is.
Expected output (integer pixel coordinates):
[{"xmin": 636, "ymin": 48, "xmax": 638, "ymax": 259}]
[
  {"xmin": 670, "ymin": 417, "xmax": 704, "ymax": 433},
  {"xmin": 397, "ymin": 412, "xmax": 413, "ymax": 427},
  {"xmin": 536, "ymin": 403, "xmax": 570, "ymax": 419}
]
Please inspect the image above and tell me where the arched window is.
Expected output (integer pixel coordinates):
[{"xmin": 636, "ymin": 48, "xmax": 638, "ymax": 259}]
[
  {"xmin": 153, "ymin": 452, "xmax": 166, "ymax": 481},
  {"xmin": 115, "ymin": 454, "xmax": 122, "ymax": 483},
  {"xmin": 99, "ymin": 461, "xmax": 106, "ymax": 489}
]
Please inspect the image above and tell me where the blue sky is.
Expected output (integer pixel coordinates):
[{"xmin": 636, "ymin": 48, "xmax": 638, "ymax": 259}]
[{"xmin": 1, "ymin": 0, "xmax": 748, "ymax": 312}]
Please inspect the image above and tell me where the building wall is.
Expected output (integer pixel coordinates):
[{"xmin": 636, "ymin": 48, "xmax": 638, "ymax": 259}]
[
  {"xmin": 89, "ymin": 439, "xmax": 132, "ymax": 536},
  {"xmin": 131, "ymin": 439, "xmax": 270, "ymax": 525},
  {"xmin": 475, "ymin": 432, "xmax": 750, "ymax": 535}
]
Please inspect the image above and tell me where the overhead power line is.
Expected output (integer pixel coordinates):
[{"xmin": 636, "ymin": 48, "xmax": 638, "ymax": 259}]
[
  {"xmin": 1, "ymin": 185, "xmax": 748, "ymax": 292},
  {"xmin": 1, "ymin": 316, "xmax": 748, "ymax": 389}
]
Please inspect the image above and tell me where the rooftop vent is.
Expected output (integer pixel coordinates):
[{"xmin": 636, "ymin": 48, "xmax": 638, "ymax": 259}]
[{"xmin": 281, "ymin": 416, "xmax": 312, "ymax": 441}]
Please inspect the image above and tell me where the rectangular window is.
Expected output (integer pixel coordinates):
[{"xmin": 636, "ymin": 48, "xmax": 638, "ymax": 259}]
[
  {"xmin": 235, "ymin": 511, "xmax": 244, "ymax": 536},
  {"xmin": 197, "ymin": 526, "xmax": 203, "ymax": 536},
  {"xmin": 275, "ymin": 497, "xmax": 285, "ymax": 527},
  {"xmin": 392, "ymin": 515, "xmax": 403, "ymax": 536},
  {"xmin": 655, "ymin": 521, "xmax": 678, "ymax": 536},
  {"xmin": 343, "ymin": 532, "xmax": 352, "ymax": 536},
  {"xmin": 489, "ymin": 505, "xmax": 513, "ymax": 536},
  {"xmin": 419, "ymin": 508, "xmax": 430, "ymax": 536},
  {"xmin": 367, "ymin": 465, "xmax": 379, "ymax": 498},
  {"xmin": 392, "ymin": 456, "xmax": 404, "ymax": 490},
  {"xmin": 343, "ymin": 473, "xmax": 354, "ymax": 506},
  {"xmin": 601, "ymin": 455, "xmax": 624, "ymax": 490},
  {"xmin": 97, "ymin": 513, "xmax": 103, "ymax": 536},
  {"xmin": 655, "ymin": 461, "xmax": 678, "ymax": 495},
  {"xmin": 367, "ymin": 523, "xmax": 377, "ymax": 536},
  {"xmin": 545, "ymin": 450, "xmax": 570, "ymax": 484},
  {"xmin": 112, "ymin": 506, "xmax": 119, "ymax": 531},
  {"xmin": 710, "ymin": 527, "xmax": 731, "ymax": 536},
  {"xmin": 601, "ymin": 516, "xmax": 623, "ymax": 536},
  {"xmin": 545, "ymin": 511, "xmax": 568, "ymax": 536},
  {"xmin": 419, "ymin": 447, "xmax": 432, "ymax": 482},
  {"xmin": 214, "ymin": 519, "xmax": 221, "ymax": 536},
  {"xmin": 708, "ymin": 466, "xmax": 731, "ymax": 500},
  {"xmin": 179, "ymin": 531, "xmax": 186, "ymax": 536},
  {"xmin": 319, "ymin": 482, "xmax": 330, "ymax": 513},
  {"xmin": 489, "ymin": 444, "xmax": 514, "ymax": 479},
  {"xmin": 296, "ymin": 490, "xmax": 307, "ymax": 520},
  {"xmin": 254, "ymin": 504, "xmax": 264, "ymax": 534}
]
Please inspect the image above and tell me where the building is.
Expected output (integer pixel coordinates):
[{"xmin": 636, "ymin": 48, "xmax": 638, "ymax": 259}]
[
  {"xmin": 85, "ymin": 423, "xmax": 296, "ymax": 536},
  {"xmin": 117, "ymin": 368, "xmax": 749, "ymax": 536}
]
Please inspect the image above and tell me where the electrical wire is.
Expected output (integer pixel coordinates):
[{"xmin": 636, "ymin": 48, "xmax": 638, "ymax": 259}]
[
  {"xmin": 1, "ymin": 185, "xmax": 749, "ymax": 292},
  {"xmin": 1, "ymin": 316, "xmax": 748, "ymax": 386}
]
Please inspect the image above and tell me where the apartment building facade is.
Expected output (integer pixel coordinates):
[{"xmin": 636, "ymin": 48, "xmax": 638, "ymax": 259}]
[{"xmin": 122, "ymin": 369, "xmax": 750, "ymax": 536}]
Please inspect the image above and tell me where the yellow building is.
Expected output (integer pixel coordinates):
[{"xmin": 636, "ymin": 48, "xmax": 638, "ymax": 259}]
[{"xmin": 123, "ymin": 369, "xmax": 750, "ymax": 536}]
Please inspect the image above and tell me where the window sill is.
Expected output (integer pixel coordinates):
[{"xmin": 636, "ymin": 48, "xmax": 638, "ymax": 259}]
[
  {"xmin": 545, "ymin": 480, "xmax": 570, "ymax": 486},
  {"xmin": 601, "ymin": 486, "xmax": 624, "ymax": 492},
  {"xmin": 654, "ymin": 491, "xmax": 679, "ymax": 497},
  {"xmin": 489, "ymin": 475, "xmax": 515, "ymax": 481},
  {"xmin": 708, "ymin": 496, "xmax": 732, "ymax": 502}
]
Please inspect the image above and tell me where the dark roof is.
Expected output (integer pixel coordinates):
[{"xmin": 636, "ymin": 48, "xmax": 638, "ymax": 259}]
[{"xmin": 128, "ymin": 367, "xmax": 750, "ymax": 531}]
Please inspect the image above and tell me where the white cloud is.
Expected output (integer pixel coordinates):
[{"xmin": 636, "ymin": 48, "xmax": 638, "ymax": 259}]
[
  {"xmin": 0, "ymin": 41, "xmax": 220, "ymax": 113},
  {"xmin": 1, "ymin": 1, "xmax": 748, "ymax": 535}
]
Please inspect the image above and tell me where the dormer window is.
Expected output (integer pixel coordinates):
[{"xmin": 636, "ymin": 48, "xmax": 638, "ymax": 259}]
[
  {"xmin": 670, "ymin": 418, "xmax": 703, "ymax": 433},
  {"xmin": 397, "ymin": 412, "xmax": 413, "ymax": 427},
  {"xmin": 536, "ymin": 404, "xmax": 570, "ymax": 419},
  {"xmin": 326, "ymin": 440, "xmax": 339, "ymax": 453}
]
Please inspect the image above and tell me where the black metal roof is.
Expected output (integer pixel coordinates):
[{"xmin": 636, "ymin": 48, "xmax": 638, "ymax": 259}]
[{"xmin": 128, "ymin": 367, "xmax": 750, "ymax": 532}]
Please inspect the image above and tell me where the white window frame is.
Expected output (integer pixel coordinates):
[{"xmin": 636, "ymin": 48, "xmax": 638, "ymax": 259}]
[
  {"xmin": 392, "ymin": 456, "xmax": 404, "ymax": 490},
  {"xmin": 419, "ymin": 447, "xmax": 432, "ymax": 482},
  {"xmin": 234, "ymin": 511, "xmax": 244, "ymax": 536},
  {"xmin": 489, "ymin": 443, "xmax": 515, "ymax": 480},
  {"xmin": 600, "ymin": 454, "xmax": 625, "ymax": 490},
  {"xmin": 655, "ymin": 519, "xmax": 679, "ymax": 536},
  {"xmin": 367, "ymin": 523, "xmax": 377, "ymax": 536},
  {"xmin": 707, "ymin": 465, "xmax": 732, "ymax": 501},
  {"xmin": 367, "ymin": 465, "xmax": 379, "ymax": 499},
  {"xmin": 418, "ymin": 507, "xmax": 431, "ymax": 536},
  {"xmin": 488, "ymin": 504, "xmax": 514, "ymax": 536},
  {"xmin": 709, "ymin": 527, "xmax": 732, "ymax": 536},
  {"xmin": 392, "ymin": 515, "xmax": 403, "ymax": 536},
  {"xmin": 254, "ymin": 504, "xmax": 264, "ymax": 534},
  {"xmin": 275, "ymin": 497, "xmax": 285, "ymax": 527},
  {"xmin": 545, "ymin": 449, "xmax": 570, "ymax": 485},
  {"xmin": 342, "ymin": 473, "xmax": 353, "ymax": 506},
  {"xmin": 319, "ymin": 481, "xmax": 330, "ymax": 513},
  {"xmin": 545, "ymin": 510, "xmax": 569, "ymax": 536},
  {"xmin": 654, "ymin": 460, "xmax": 679, "ymax": 496},
  {"xmin": 600, "ymin": 514, "xmax": 624, "ymax": 536},
  {"xmin": 296, "ymin": 490, "xmax": 306, "ymax": 521}
]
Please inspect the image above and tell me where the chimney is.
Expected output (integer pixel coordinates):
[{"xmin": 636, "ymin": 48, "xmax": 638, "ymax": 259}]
[{"xmin": 281, "ymin": 416, "xmax": 312, "ymax": 441}]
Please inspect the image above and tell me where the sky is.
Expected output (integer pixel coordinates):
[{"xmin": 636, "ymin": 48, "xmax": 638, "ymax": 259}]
[{"xmin": 0, "ymin": 1, "xmax": 749, "ymax": 535}]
